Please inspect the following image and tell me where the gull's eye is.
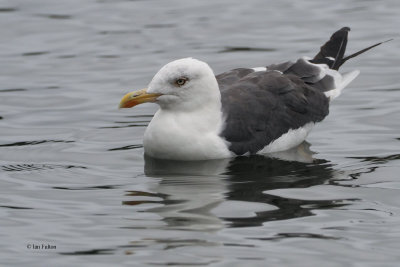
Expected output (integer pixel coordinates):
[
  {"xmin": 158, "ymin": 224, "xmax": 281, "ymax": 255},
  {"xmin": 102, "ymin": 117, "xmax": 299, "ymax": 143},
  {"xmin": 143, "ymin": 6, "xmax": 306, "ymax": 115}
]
[{"xmin": 174, "ymin": 77, "xmax": 188, "ymax": 87}]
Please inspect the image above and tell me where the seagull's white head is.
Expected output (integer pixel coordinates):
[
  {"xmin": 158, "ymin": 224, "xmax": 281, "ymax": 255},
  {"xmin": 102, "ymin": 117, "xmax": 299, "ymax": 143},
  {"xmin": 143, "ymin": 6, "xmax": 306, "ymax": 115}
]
[{"xmin": 119, "ymin": 58, "xmax": 221, "ymax": 111}]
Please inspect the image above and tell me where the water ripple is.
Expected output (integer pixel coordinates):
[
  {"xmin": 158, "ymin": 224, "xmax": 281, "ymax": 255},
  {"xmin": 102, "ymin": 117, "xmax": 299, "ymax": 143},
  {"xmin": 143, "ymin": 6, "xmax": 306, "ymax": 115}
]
[
  {"xmin": 0, "ymin": 205, "xmax": 33, "ymax": 210},
  {"xmin": 219, "ymin": 46, "xmax": 276, "ymax": 53},
  {"xmin": 60, "ymin": 249, "xmax": 114, "ymax": 256},
  {"xmin": 0, "ymin": 140, "xmax": 74, "ymax": 147},
  {"xmin": 1, "ymin": 163, "xmax": 86, "ymax": 172}
]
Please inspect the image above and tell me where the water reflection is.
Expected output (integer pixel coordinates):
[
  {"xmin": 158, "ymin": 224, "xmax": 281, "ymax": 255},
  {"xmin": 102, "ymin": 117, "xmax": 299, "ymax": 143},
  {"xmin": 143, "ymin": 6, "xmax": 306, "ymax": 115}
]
[
  {"xmin": 224, "ymin": 156, "xmax": 339, "ymax": 227},
  {"xmin": 124, "ymin": 143, "xmax": 353, "ymax": 229},
  {"xmin": 141, "ymin": 155, "xmax": 230, "ymax": 230},
  {"xmin": 349, "ymin": 153, "xmax": 400, "ymax": 164},
  {"xmin": 144, "ymin": 142, "xmax": 315, "ymax": 177}
]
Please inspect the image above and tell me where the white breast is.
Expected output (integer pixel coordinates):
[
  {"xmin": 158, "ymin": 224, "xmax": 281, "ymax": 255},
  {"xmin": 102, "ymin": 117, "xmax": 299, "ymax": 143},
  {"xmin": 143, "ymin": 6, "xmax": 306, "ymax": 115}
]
[{"xmin": 143, "ymin": 109, "xmax": 232, "ymax": 160}]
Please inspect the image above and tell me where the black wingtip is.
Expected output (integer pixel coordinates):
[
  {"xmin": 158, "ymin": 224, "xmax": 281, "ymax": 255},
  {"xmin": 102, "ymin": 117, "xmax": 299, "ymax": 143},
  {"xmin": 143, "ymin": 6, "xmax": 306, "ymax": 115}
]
[
  {"xmin": 312, "ymin": 28, "xmax": 392, "ymax": 70},
  {"xmin": 311, "ymin": 27, "xmax": 351, "ymax": 70},
  {"xmin": 335, "ymin": 38, "xmax": 393, "ymax": 69},
  {"xmin": 341, "ymin": 26, "xmax": 351, "ymax": 32}
]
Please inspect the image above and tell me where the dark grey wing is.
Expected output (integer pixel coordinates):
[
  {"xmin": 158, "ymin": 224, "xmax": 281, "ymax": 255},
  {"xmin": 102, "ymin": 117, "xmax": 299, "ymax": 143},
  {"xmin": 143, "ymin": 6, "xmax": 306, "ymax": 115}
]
[
  {"xmin": 217, "ymin": 69, "xmax": 329, "ymax": 155},
  {"xmin": 216, "ymin": 68, "xmax": 254, "ymax": 91},
  {"xmin": 216, "ymin": 26, "xmax": 386, "ymax": 156}
]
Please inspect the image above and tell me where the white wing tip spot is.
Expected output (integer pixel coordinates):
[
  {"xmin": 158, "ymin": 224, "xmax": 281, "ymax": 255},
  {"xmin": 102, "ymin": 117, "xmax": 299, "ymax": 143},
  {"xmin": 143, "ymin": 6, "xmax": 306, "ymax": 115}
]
[{"xmin": 252, "ymin": 67, "xmax": 267, "ymax": 72}]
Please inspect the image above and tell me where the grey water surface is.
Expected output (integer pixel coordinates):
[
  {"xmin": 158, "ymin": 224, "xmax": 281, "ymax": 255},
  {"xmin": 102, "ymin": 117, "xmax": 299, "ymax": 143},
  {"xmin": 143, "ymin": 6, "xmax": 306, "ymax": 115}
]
[{"xmin": 1, "ymin": 0, "xmax": 400, "ymax": 266}]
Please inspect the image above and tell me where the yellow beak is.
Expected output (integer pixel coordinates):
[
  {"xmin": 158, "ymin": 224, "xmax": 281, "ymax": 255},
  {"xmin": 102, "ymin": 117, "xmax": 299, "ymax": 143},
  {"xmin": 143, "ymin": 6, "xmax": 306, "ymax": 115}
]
[{"xmin": 119, "ymin": 88, "xmax": 161, "ymax": 108}]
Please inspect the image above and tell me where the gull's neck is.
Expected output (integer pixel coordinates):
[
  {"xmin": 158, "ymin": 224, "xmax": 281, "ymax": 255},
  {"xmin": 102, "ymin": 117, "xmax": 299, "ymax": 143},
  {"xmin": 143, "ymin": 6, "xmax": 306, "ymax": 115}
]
[{"xmin": 143, "ymin": 86, "xmax": 231, "ymax": 160}]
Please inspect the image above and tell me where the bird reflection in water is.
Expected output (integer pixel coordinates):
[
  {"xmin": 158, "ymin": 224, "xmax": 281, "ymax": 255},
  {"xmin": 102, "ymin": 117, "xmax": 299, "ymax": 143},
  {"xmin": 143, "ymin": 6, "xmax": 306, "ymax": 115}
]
[{"xmin": 123, "ymin": 143, "xmax": 350, "ymax": 229}]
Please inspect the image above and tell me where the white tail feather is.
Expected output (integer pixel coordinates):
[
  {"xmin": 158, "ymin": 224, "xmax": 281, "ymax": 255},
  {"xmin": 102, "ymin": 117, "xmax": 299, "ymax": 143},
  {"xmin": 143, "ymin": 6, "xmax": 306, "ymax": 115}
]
[{"xmin": 324, "ymin": 70, "xmax": 360, "ymax": 100}]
